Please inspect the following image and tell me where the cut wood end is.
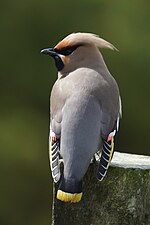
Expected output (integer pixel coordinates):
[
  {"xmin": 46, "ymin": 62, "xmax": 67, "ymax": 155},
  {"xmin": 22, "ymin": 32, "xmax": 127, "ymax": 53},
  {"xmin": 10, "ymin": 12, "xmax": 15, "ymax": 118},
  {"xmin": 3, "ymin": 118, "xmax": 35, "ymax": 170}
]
[{"xmin": 111, "ymin": 152, "xmax": 150, "ymax": 170}]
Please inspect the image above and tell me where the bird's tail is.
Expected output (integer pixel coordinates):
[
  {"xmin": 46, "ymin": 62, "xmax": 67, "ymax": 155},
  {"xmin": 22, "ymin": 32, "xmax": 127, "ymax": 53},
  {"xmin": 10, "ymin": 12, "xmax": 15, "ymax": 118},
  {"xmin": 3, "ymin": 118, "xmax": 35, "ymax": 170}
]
[{"xmin": 57, "ymin": 176, "xmax": 83, "ymax": 203}]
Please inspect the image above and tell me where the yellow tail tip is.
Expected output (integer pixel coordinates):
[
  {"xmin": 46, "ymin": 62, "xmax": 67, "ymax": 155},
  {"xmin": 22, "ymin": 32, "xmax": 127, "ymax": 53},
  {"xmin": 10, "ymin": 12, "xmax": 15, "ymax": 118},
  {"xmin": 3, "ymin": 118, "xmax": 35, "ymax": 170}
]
[{"xmin": 57, "ymin": 190, "xmax": 82, "ymax": 203}]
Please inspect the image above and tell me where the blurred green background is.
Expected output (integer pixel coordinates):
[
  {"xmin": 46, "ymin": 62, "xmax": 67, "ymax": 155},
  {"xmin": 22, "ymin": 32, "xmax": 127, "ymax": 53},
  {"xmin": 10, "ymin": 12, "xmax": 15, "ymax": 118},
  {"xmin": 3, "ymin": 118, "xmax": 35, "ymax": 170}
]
[{"xmin": 0, "ymin": 0, "xmax": 150, "ymax": 225}]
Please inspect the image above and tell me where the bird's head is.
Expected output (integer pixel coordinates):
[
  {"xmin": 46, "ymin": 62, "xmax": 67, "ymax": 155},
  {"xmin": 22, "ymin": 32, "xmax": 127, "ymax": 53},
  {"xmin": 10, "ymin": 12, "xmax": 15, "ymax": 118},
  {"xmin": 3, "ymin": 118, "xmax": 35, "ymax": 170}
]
[{"xmin": 41, "ymin": 32, "xmax": 118, "ymax": 74}]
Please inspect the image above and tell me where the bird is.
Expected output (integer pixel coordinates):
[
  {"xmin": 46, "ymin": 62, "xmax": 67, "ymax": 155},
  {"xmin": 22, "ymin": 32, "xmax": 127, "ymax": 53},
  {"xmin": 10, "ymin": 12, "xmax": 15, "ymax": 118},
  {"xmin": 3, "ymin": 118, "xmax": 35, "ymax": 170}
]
[{"xmin": 41, "ymin": 32, "xmax": 122, "ymax": 203}]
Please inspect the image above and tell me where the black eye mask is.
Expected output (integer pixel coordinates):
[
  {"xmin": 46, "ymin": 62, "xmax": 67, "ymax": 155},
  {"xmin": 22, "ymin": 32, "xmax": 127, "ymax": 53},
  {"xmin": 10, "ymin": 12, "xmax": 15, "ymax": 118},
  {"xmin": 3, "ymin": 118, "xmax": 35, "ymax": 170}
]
[{"xmin": 54, "ymin": 44, "xmax": 83, "ymax": 56}]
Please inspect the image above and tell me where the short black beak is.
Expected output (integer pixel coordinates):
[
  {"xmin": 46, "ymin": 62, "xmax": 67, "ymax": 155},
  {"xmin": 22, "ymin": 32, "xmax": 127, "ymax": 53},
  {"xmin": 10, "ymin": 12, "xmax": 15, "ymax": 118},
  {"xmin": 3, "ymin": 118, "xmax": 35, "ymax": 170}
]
[
  {"xmin": 40, "ymin": 47, "xmax": 64, "ymax": 71},
  {"xmin": 40, "ymin": 48, "xmax": 57, "ymax": 56}
]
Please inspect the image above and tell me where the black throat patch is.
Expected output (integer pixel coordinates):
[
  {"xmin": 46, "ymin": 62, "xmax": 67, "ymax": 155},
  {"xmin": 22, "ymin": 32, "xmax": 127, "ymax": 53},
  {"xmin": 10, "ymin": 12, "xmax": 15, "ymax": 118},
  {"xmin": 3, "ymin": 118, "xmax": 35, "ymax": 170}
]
[{"xmin": 53, "ymin": 55, "xmax": 64, "ymax": 71}]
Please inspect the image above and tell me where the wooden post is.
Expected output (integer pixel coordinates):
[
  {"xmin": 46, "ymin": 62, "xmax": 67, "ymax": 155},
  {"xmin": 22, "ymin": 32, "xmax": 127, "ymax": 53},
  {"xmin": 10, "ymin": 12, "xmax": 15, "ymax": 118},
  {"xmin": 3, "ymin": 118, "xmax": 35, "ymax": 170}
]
[{"xmin": 51, "ymin": 152, "xmax": 150, "ymax": 225}]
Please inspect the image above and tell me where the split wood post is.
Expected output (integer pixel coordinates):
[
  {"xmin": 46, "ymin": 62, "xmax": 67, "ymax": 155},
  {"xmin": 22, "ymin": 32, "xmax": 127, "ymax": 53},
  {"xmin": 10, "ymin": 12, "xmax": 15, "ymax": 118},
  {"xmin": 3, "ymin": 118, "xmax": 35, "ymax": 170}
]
[{"xmin": 51, "ymin": 152, "xmax": 150, "ymax": 225}]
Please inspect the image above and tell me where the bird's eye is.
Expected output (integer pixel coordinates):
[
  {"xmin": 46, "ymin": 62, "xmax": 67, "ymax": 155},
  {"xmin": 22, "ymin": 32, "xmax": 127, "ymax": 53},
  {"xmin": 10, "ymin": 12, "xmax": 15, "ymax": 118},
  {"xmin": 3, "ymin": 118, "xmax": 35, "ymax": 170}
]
[{"xmin": 54, "ymin": 44, "xmax": 83, "ymax": 56}]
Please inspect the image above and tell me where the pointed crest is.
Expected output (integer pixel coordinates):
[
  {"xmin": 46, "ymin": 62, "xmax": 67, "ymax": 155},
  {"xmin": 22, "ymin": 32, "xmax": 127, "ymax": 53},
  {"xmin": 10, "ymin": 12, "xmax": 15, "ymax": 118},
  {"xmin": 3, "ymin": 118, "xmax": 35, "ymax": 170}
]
[{"xmin": 55, "ymin": 32, "xmax": 118, "ymax": 51}]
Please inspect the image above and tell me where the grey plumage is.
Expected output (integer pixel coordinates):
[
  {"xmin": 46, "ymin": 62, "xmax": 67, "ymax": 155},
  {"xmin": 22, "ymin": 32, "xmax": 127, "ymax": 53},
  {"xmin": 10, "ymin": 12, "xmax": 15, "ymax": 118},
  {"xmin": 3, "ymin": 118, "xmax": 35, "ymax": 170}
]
[{"xmin": 41, "ymin": 32, "xmax": 122, "ymax": 202}]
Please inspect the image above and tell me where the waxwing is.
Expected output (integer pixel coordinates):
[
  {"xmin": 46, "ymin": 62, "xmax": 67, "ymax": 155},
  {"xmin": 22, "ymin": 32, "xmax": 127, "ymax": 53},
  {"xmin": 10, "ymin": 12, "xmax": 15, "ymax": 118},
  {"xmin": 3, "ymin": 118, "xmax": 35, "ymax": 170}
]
[{"xmin": 41, "ymin": 32, "xmax": 122, "ymax": 203}]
